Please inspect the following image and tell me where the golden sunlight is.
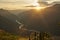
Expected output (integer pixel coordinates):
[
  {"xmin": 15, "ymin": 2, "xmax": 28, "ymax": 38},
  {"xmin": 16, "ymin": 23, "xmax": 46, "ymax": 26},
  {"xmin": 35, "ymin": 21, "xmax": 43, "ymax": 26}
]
[
  {"xmin": 35, "ymin": 7, "xmax": 41, "ymax": 10},
  {"xmin": 34, "ymin": 6, "xmax": 46, "ymax": 11},
  {"xmin": 32, "ymin": 0, "xmax": 47, "ymax": 11},
  {"xmin": 32, "ymin": 1, "xmax": 41, "ymax": 10},
  {"xmin": 32, "ymin": 1, "xmax": 46, "ymax": 11}
]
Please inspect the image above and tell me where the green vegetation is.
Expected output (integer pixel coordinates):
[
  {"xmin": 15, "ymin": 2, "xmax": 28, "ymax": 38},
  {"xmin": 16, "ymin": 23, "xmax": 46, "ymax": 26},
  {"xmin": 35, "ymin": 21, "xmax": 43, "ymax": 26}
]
[
  {"xmin": 29, "ymin": 32, "xmax": 51, "ymax": 40},
  {"xmin": 0, "ymin": 30, "xmax": 18, "ymax": 40}
]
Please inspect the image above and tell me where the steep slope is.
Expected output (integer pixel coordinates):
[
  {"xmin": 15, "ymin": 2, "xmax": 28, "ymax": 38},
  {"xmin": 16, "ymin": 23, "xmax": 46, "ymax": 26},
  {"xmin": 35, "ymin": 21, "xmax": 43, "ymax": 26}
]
[
  {"xmin": 0, "ymin": 9, "xmax": 20, "ymax": 34},
  {"xmin": 0, "ymin": 9, "xmax": 20, "ymax": 22}
]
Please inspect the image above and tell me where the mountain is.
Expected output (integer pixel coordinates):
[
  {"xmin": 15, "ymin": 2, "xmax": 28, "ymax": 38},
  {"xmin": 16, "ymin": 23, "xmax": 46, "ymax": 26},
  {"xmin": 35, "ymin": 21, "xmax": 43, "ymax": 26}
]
[
  {"xmin": 18, "ymin": 4, "xmax": 60, "ymax": 36},
  {"xmin": 8, "ymin": 9, "xmax": 28, "ymax": 15},
  {"xmin": 0, "ymin": 9, "xmax": 20, "ymax": 34},
  {"xmin": 0, "ymin": 9, "xmax": 20, "ymax": 22}
]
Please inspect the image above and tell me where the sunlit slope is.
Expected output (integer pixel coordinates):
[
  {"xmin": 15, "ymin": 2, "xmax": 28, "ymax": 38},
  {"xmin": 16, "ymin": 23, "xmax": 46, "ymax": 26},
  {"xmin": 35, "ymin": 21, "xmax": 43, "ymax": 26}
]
[{"xmin": 18, "ymin": 4, "xmax": 60, "ymax": 36}]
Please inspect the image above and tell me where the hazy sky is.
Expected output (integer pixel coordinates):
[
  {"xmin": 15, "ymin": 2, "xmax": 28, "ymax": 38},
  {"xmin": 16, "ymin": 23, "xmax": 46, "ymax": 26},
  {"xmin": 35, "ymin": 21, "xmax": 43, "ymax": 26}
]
[{"xmin": 0, "ymin": 0, "xmax": 60, "ymax": 10}]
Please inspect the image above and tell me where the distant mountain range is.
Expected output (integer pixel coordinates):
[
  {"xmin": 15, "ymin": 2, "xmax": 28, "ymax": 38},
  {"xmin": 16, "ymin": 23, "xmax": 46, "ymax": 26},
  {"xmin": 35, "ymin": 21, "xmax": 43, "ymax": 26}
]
[
  {"xmin": 8, "ymin": 9, "xmax": 28, "ymax": 15},
  {"xmin": 17, "ymin": 4, "xmax": 60, "ymax": 36}
]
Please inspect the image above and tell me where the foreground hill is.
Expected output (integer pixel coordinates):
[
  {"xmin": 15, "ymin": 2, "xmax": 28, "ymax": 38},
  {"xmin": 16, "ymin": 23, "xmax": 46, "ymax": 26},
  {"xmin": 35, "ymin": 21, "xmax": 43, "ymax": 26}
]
[
  {"xmin": 0, "ymin": 29, "xmax": 18, "ymax": 40},
  {"xmin": 18, "ymin": 4, "xmax": 60, "ymax": 36}
]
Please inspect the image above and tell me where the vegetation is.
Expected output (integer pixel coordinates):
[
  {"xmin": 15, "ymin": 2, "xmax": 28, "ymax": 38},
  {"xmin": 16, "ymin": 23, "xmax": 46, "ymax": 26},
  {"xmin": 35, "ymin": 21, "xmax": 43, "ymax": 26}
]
[
  {"xmin": 0, "ymin": 30, "xmax": 18, "ymax": 40},
  {"xmin": 29, "ymin": 32, "xmax": 51, "ymax": 40}
]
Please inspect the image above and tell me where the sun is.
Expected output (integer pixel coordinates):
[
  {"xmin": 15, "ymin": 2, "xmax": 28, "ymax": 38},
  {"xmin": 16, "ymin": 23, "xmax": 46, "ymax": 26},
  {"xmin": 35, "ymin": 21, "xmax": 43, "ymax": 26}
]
[
  {"xmin": 32, "ymin": 0, "xmax": 42, "ymax": 10},
  {"xmin": 33, "ymin": 3, "xmax": 42, "ymax": 10},
  {"xmin": 32, "ymin": 0, "xmax": 45, "ymax": 10},
  {"xmin": 35, "ymin": 7, "xmax": 41, "ymax": 10}
]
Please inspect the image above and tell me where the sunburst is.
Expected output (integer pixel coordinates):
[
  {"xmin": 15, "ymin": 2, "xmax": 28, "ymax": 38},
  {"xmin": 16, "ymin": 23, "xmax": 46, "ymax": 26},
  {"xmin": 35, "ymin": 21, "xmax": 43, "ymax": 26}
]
[{"xmin": 32, "ymin": 0, "xmax": 46, "ymax": 10}]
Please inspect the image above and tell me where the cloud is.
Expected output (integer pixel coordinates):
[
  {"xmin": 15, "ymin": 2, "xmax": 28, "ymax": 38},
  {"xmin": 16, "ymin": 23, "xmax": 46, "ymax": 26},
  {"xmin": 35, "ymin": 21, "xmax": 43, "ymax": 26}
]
[
  {"xmin": 0, "ymin": 0, "xmax": 60, "ymax": 10},
  {"xmin": 0, "ymin": 0, "xmax": 21, "ymax": 2}
]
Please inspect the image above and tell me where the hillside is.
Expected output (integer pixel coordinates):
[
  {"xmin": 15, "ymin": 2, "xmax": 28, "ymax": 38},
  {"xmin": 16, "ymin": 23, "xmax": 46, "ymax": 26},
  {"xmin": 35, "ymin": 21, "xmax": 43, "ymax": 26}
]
[
  {"xmin": 18, "ymin": 4, "xmax": 60, "ymax": 36},
  {"xmin": 0, "ymin": 9, "xmax": 20, "ymax": 34}
]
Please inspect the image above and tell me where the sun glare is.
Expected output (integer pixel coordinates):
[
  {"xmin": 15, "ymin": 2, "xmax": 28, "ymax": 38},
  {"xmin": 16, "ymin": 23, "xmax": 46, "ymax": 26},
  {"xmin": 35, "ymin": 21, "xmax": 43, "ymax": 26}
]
[
  {"xmin": 33, "ymin": 6, "xmax": 46, "ymax": 11},
  {"xmin": 35, "ymin": 7, "xmax": 41, "ymax": 10},
  {"xmin": 32, "ymin": 2, "xmax": 41, "ymax": 10},
  {"xmin": 33, "ymin": 3, "xmax": 40, "ymax": 7},
  {"xmin": 32, "ymin": 0, "xmax": 46, "ymax": 10}
]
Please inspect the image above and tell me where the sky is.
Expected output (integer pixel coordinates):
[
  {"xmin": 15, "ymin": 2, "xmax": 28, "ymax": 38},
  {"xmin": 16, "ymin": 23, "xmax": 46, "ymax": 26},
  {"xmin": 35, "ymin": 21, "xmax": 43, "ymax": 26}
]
[{"xmin": 0, "ymin": 0, "xmax": 60, "ymax": 10}]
